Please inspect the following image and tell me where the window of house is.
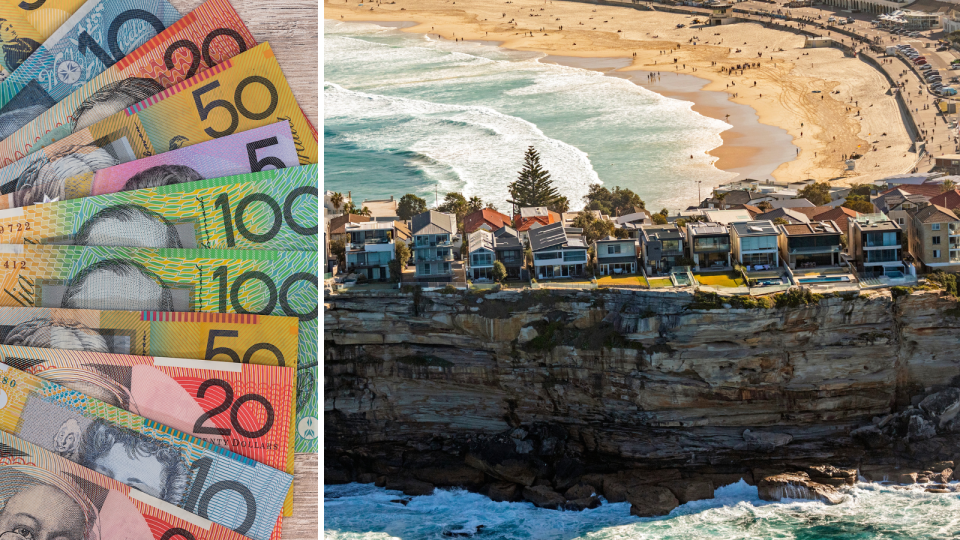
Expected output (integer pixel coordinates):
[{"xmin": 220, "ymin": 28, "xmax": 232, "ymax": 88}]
[
  {"xmin": 897, "ymin": 218, "xmax": 904, "ymax": 225},
  {"xmin": 934, "ymin": 236, "xmax": 942, "ymax": 245},
  {"xmin": 933, "ymin": 223, "xmax": 942, "ymax": 231},
  {"xmin": 607, "ymin": 244, "xmax": 621, "ymax": 254},
  {"xmin": 934, "ymin": 249, "xmax": 942, "ymax": 258}
]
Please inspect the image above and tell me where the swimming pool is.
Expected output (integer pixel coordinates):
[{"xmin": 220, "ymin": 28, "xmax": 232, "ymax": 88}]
[{"xmin": 798, "ymin": 276, "xmax": 850, "ymax": 284}]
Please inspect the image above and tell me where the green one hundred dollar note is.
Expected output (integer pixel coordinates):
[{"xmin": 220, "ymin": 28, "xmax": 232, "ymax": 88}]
[
  {"xmin": 0, "ymin": 163, "xmax": 318, "ymax": 250},
  {"xmin": 0, "ymin": 244, "xmax": 319, "ymax": 452}
]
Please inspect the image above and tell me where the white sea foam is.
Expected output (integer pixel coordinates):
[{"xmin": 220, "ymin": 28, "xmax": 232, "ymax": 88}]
[
  {"xmin": 325, "ymin": 480, "xmax": 960, "ymax": 539},
  {"xmin": 323, "ymin": 20, "xmax": 736, "ymax": 210}
]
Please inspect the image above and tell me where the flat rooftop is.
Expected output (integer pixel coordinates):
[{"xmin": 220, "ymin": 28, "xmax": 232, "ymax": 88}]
[
  {"xmin": 732, "ymin": 220, "xmax": 778, "ymax": 236},
  {"xmin": 345, "ymin": 221, "xmax": 394, "ymax": 231},
  {"xmin": 782, "ymin": 221, "xmax": 841, "ymax": 236},
  {"xmin": 687, "ymin": 222, "xmax": 728, "ymax": 236}
]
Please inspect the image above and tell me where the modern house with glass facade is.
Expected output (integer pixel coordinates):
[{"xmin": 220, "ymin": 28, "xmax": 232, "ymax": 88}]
[
  {"xmin": 412, "ymin": 210, "xmax": 457, "ymax": 282},
  {"xmin": 847, "ymin": 214, "xmax": 906, "ymax": 278},
  {"xmin": 730, "ymin": 221, "xmax": 781, "ymax": 269},
  {"xmin": 640, "ymin": 224, "xmax": 686, "ymax": 274},
  {"xmin": 594, "ymin": 237, "xmax": 638, "ymax": 276},
  {"xmin": 344, "ymin": 221, "xmax": 395, "ymax": 281},
  {"xmin": 686, "ymin": 222, "xmax": 731, "ymax": 271},
  {"xmin": 529, "ymin": 223, "xmax": 588, "ymax": 279},
  {"xmin": 467, "ymin": 230, "xmax": 496, "ymax": 281},
  {"xmin": 777, "ymin": 220, "xmax": 843, "ymax": 269},
  {"xmin": 494, "ymin": 226, "xmax": 525, "ymax": 280}
]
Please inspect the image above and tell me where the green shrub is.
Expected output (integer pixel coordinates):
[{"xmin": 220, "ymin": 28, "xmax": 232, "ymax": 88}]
[
  {"xmin": 774, "ymin": 287, "xmax": 824, "ymax": 308},
  {"xmin": 890, "ymin": 286, "xmax": 912, "ymax": 300}
]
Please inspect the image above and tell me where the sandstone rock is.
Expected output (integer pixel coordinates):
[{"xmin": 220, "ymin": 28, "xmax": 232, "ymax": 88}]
[
  {"xmin": 482, "ymin": 481, "xmax": 519, "ymax": 502},
  {"xmin": 386, "ymin": 477, "xmax": 436, "ymax": 496},
  {"xmin": 522, "ymin": 485, "xmax": 566, "ymax": 509},
  {"xmin": 580, "ymin": 473, "xmax": 605, "ymax": 493},
  {"xmin": 851, "ymin": 425, "xmax": 893, "ymax": 449},
  {"xmin": 926, "ymin": 488, "xmax": 951, "ymax": 493},
  {"xmin": 517, "ymin": 326, "xmax": 539, "ymax": 344},
  {"xmin": 627, "ymin": 486, "xmax": 679, "ymax": 517},
  {"xmin": 603, "ymin": 469, "xmax": 681, "ymax": 503},
  {"xmin": 919, "ymin": 388, "xmax": 960, "ymax": 427},
  {"xmin": 742, "ymin": 429, "xmax": 793, "ymax": 450},
  {"xmin": 563, "ymin": 496, "xmax": 601, "ymax": 511},
  {"xmin": 407, "ymin": 453, "xmax": 487, "ymax": 488},
  {"xmin": 564, "ymin": 482, "xmax": 596, "ymax": 500},
  {"xmin": 757, "ymin": 472, "xmax": 844, "ymax": 505},
  {"xmin": 894, "ymin": 472, "xmax": 918, "ymax": 484},
  {"xmin": 357, "ymin": 473, "xmax": 378, "ymax": 484},
  {"xmin": 324, "ymin": 466, "xmax": 351, "ymax": 485},
  {"xmin": 552, "ymin": 455, "xmax": 584, "ymax": 491},
  {"xmin": 936, "ymin": 468, "xmax": 954, "ymax": 483},
  {"xmin": 663, "ymin": 479, "xmax": 714, "ymax": 504},
  {"xmin": 465, "ymin": 453, "xmax": 538, "ymax": 487},
  {"xmin": 908, "ymin": 415, "xmax": 937, "ymax": 441},
  {"xmin": 928, "ymin": 461, "xmax": 954, "ymax": 472},
  {"xmin": 802, "ymin": 465, "xmax": 857, "ymax": 486},
  {"xmin": 514, "ymin": 439, "xmax": 534, "ymax": 454},
  {"xmin": 510, "ymin": 428, "xmax": 528, "ymax": 440},
  {"xmin": 376, "ymin": 476, "xmax": 387, "ymax": 487}
]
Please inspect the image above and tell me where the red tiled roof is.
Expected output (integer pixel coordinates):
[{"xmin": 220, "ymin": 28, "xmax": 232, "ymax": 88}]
[
  {"xmin": 729, "ymin": 204, "xmax": 763, "ymax": 218},
  {"xmin": 513, "ymin": 211, "xmax": 561, "ymax": 232},
  {"xmin": 812, "ymin": 206, "xmax": 859, "ymax": 233},
  {"xmin": 879, "ymin": 184, "xmax": 944, "ymax": 198},
  {"xmin": 929, "ymin": 189, "xmax": 960, "ymax": 210},
  {"xmin": 464, "ymin": 208, "xmax": 511, "ymax": 234}
]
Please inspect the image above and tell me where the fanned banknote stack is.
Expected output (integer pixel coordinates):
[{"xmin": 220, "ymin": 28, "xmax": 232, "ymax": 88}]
[{"xmin": 0, "ymin": 0, "xmax": 319, "ymax": 538}]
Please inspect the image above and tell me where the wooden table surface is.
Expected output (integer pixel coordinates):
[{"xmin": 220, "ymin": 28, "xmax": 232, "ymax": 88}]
[{"xmin": 166, "ymin": 0, "xmax": 319, "ymax": 537}]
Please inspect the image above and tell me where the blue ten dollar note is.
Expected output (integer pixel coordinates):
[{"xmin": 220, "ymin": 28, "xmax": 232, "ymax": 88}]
[{"xmin": 0, "ymin": 0, "xmax": 182, "ymax": 140}]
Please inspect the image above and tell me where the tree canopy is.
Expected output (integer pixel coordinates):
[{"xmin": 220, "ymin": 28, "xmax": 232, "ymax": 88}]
[
  {"xmin": 797, "ymin": 181, "xmax": 831, "ymax": 206},
  {"xmin": 507, "ymin": 146, "xmax": 568, "ymax": 214},
  {"xmin": 397, "ymin": 194, "xmax": 428, "ymax": 221},
  {"xmin": 572, "ymin": 211, "xmax": 615, "ymax": 245},
  {"xmin": 583, "ymin": 185, "xmax": 645, "ymax": 217},
  {"xmin": 438, "ymin": 192, "xmax": 470, "ymax": 233},
  {"xmin": 843, "ymin": 199, "xmax": 874, "ymax": 214}
]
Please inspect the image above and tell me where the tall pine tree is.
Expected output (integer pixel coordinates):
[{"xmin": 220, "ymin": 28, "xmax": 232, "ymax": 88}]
[{"xmin": 507, "ymin": 146, "xmax": 567, "ymax": 214}]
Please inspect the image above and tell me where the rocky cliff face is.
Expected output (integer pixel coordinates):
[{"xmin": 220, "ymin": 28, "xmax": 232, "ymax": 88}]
[{"xmin": 324, "ymin": 287, "xmax": 960, "ymax": 506}]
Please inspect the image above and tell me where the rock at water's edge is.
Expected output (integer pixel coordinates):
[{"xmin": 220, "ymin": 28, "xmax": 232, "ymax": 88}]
[
  {"xmin": 522, "ymin": 485, "xmax": 566, "ymax": 509},
  {"xmin": 664, "ymin": 479, "xmax": 715, "ymax": 504},
  {"xmin": 757, "ymin": 472, "xmax": 844, "ymax": 505},
  {"xmin": 627, "ymin": 485, "xmax": 680, "ymax": 517}
]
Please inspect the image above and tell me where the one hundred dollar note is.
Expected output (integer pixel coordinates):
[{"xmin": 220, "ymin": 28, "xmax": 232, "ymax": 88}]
[
  {"xmin": 0, "ymin": 42, "xmax": 318, "ymax": 195},
  {"xmin": 0, "ymin": 429, "xmax": 272, "ymax": 540},
  {"xmin": 0, "ymin": 2, "xmax": 44, "ymax": 79},
  {"xmin": 0, "ymin": 0, "xmax": 257, "ymax": 163},
  {"xmin": 0, "ymin": 163, "xmax": 318, "ymax": 250},
  {"xmin": 0, "ymin": 345, "xmax": 296, "ymax": 499},
  {"xmin": 0, "ymin": 244, "xmax": 319, "ymax": 452},
  {"xmin": 0, "ymin": 0, "xmax": 182, "ymax": 139},
  {"xmin": 2, "ymin": 120, "xmax": 299, "ymax": 208},
  {"xmin": 12, "ymin": 0, "xmax": 87, "ymax": 41},
  {"xmin": 0, "ymin": 359, "xmax": 291, "ymax": 539}
]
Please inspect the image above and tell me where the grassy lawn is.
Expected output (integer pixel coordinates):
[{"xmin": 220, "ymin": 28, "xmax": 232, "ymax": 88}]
[
  {"xmin": 597, "ymin": 274, "xmax": 648, "ymax": 287},
  {"xmin": 539, "ymin": 278, "xmax": 594, "ymax": 285},
  {"xmin": 648, "ymin": 277, "xmax": 673, "ymax": 288},
  {"xmin": 695, "ymin": 272, "xmax": 746, "ymax": 288}
]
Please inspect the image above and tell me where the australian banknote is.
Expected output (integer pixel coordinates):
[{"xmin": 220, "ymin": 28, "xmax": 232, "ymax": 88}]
[
  {"xmin": 0, "ymin": 0, "xmax": 181, "ymax": 139},
  {"xmin": 0, "ymin": 429, "xmax": 272, "ymax": 540},
  {"xmin": 0, "ymin": 163, "xmax": 318, "ymax": 250},
  {"xmin": 1, "ymin": 120, "xmax": 299, "ymax": 208},
  {"xmin": 0, "ymin": 345, "xmax": 296, "ymax": 497},
  {"xmin": 0, "ymin": 0, "xmax": 256, "ymax": 163},
  {"xmin": 0, "ymin": 359, "xmax": 291, "ymax": 539},
  {"xmin": 0, "ymin": 2, "xmax": 43, "ymax": 79},
  {"xmin": 0, "ymin": 42, "xmax": 318, "ymax": 195},
  {"xmin": 0, "ymin": 243, "xmax": 319, "ymax": 452},
  {"xmin": 11, "ymin": 0, "xmax": 86, "ymax": 40},
  {"xmin": 0, "ymin": 305, "xmax": 299, "ymax": 364}
]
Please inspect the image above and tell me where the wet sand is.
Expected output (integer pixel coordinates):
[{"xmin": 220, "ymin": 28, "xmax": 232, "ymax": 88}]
[{"xmin": 541, "ymin": 55, "xmax": 797, "ymax": 182}]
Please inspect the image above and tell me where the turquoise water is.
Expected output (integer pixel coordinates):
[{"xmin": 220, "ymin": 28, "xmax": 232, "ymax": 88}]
[
  {"xmin": 323, "ymin": 20, "xmax": 736, "ymax": 212},
  {"xmin": 324, "ymin": 480, "xmax": 960, "ymax": 539}
]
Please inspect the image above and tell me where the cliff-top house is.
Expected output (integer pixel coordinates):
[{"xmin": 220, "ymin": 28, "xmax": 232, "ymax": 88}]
[
  {"xmin": 412, "ymin": 210, "xmax": 458, "ymax": 282},
  {"xmin": 529, "ymin": 222, "xmax": 588, "ymax": 279},
  {"xmin": 343, "ymin": 220, "xmax": 395, "ymax": 281}
]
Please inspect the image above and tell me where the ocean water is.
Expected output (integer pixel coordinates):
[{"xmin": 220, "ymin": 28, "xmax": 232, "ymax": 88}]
[
  {"xmin": 323, "ymin": 20, "xmax": 736, "ymax": 212},
  {"xmin": 324, "ymin": 480, "xmax": 960, "ymax": 540}
]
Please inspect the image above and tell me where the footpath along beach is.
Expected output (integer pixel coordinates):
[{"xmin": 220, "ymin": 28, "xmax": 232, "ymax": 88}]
[{"xmin": 325, "ymin": 0, "xmax": 916, "ymax": 185}]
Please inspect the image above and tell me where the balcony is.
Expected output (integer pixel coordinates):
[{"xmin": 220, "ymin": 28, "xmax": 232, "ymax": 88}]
[
  {"xmin": 788, "ymin": 245, "xmax": 841, "ymax": 255},
  {"xmin": 348, "ymin": 240, "xmax": 394, "ymax": 253},
  {"xmin": 416, "ymin": 252, "xmax": 454, "ymax": 262}
]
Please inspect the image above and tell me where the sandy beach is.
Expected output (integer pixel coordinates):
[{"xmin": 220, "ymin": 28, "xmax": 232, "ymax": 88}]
[{"xmin": 324, "ymin": 0, "xmax": 916, "ymax": 186}]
